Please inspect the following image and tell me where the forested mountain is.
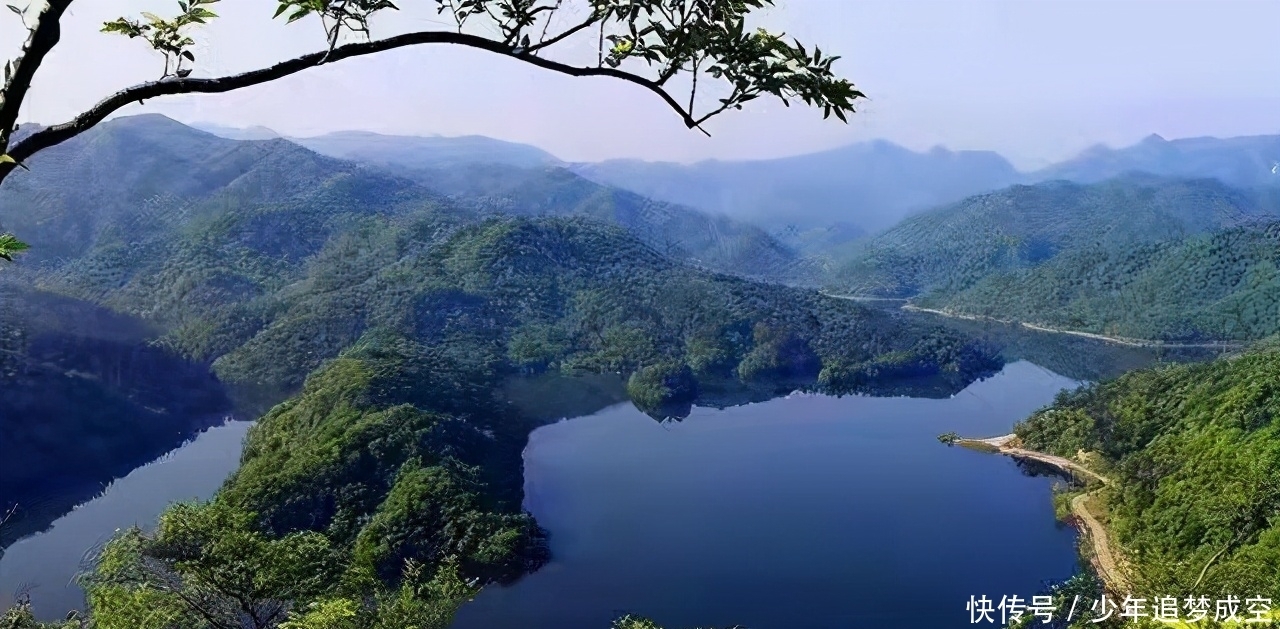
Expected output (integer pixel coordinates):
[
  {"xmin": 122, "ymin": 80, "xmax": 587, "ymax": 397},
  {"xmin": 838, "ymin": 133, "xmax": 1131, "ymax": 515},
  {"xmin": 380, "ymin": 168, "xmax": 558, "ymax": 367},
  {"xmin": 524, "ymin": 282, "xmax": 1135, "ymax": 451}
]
[
  {"xmin": 568, "ymin": 140, "xmax": 1023, "ymax": 235},
  {"xmin": 937, "ymin": 222, "xmax": 1280, "ymax": 341},
  {"xmin": 1034, "ymin": 132, "xmax": 1280, "ymax": 190},
  {"xmin": 1014, "ymin": 339, "xmax": 1280, "ymax": 604},
  {"xmin": 0, "ymin": 282, "xmax": 231, "ymax": 547},
  {"xmin": 382, "ymin": 162, "xmax": 811, "ymax": 280},
  {"xmin": 0, "ymin": 114, "xmax": 807, "ymax": 284},
  {"xmin": 291, "ymin": 130, "xmax": 564, "ymax": 170},
  {"xmin": 1, "ymin": 111, "xmax": 1009, "ymax": 629},
  {"xmin": 831, "ymin": 171, "xmax": 1280, "ymax": 341},
  {"xmin": 834, "ymin": 174, "xmax": 1273, "ymax": 297}
]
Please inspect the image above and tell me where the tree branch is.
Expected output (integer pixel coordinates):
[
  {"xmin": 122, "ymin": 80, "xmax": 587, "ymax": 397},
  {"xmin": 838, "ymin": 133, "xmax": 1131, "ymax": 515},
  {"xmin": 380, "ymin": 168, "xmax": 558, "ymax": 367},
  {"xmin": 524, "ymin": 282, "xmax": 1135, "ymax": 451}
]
[
  {"xmin": 0, "ymin": 0, "xmax": 76, "ymax": 153},
  {"xmin": 528, "ymin": 13, "xmax": 594, "ymax": 54},
  {"xmin": 0, "ymin": 29, "xmax": 703, "ymax": 181}
]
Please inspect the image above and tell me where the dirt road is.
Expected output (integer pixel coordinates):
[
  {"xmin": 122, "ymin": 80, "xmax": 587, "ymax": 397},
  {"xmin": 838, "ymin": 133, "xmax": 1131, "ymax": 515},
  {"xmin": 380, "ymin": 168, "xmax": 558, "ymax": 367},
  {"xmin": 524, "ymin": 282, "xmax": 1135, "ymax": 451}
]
[{"xmin": 958, "ymin": 434, "xmax": 1131, "ymax": 594}]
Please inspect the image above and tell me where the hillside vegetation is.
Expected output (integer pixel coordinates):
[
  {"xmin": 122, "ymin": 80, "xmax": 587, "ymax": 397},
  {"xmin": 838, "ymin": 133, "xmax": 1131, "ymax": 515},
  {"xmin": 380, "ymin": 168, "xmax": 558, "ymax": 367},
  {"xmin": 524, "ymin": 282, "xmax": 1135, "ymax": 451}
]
[
  {"xmin": 938, "ymin": 222, "xmax": 1280, "ymax": 341},
  {"xmin": 0, "ymin": 283, "xmax": 231, "ymax": 547},
  {"xmin": 0, "ymin": 217, "xmax": 1000, "ymax": 629},
  {"xmin": 834, "ymin": 174, "xmax": 1280, "ymax": 341},
  {"xmin": 0, "ymin": 114, "xmax": 1010, "ymax": 629},
  {"xmin": 1014, "ymin": 340, "xmax": 1280, "ymax": 613},
  {"xmin": 2, "ymin": 115, "xmax": 805, "ymax": 286}
]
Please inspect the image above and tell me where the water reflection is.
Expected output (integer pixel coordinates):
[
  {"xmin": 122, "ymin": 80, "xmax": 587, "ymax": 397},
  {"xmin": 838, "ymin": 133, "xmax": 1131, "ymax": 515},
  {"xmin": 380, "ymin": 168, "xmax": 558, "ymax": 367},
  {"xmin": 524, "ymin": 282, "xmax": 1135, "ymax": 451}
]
[
  {"xmin": 452, "ymin": 361, "xmax": 1086, "ymax": 629},
  {"xmin": 0, "ymin": 421, "xmax": 253, "ymax": 619},
  {"xmin": 0, "ymin": 286, "xmax": 244, "ymax": 550}
]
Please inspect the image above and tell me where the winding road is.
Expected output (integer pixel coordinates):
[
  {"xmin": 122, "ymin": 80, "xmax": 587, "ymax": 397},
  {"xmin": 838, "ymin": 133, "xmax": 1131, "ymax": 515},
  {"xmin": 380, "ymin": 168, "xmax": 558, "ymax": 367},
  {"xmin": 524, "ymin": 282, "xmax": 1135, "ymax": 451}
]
[
  {"xmin": 821, "ymin": 292, "xmax": 1244, "ymax": 351},
  {"xmin": 960, "ymin": 434, "xmax": 1132, "ymax": 594}
]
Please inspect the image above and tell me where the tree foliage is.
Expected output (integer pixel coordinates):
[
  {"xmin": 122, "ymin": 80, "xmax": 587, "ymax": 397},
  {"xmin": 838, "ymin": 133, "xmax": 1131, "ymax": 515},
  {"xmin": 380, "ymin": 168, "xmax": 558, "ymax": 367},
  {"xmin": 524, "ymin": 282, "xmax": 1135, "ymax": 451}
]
[{"xmin": 1014, "ymin": 341, "xmax": 1280, "ymax": 601}]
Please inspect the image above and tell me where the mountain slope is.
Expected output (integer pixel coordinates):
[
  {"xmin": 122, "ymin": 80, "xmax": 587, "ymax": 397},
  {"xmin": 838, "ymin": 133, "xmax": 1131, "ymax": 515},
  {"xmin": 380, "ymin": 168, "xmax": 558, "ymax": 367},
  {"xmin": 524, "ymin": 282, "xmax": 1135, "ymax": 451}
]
[
  {"xmin": 393, "ymin": 162, "xmax": 811, "ymax": 281},
  {"xmin": 292, "ymin": 130, "xmax": 563, "ymax": 170},
  {"xmin": 1, "ymin": 114, "xmax": 806, "ymax": 287},
  {"xmin": 202, "ymin": 215, "xmax": 995, "ymax": 393},
  {"xmin": 1034, "ymin": 133, "xmax": 1280, "ymax": 190},
  {"xmin": 0, "ymin": 114, "xmax": 366, "ymax": 265},
  {"xmin": 1014, "ymin": 340, "xmax": 1280, "ymax": 600},
  {"xmin": 569, "ymin": 140, "xmax": 1023, "ymax": 234},
  {"xmin": 0, "ymin": 282, "xmax": 231, "ymax": 547},
  {"xmin": 834, "ymin": 174, "xmax": 1274, "ymax": 298},
  {"xmin": 938, "ymin": 222, "xmax": 1280, "ymax": 341}
]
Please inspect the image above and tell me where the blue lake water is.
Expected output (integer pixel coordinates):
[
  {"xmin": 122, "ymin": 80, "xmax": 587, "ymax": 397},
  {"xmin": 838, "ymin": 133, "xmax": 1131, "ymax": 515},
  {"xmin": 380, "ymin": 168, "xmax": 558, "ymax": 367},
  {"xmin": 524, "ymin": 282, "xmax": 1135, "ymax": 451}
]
[
  {"xmin": 451, "ymin": 360, "xmax": 1083, "ymax": 629},
  {"xmin": 1, "ymin": 360, "xmax": 1082, "ymax": 628},
  {"xmin": 0, "ymin": 420, "xmax": 253, "ymax": 619}
]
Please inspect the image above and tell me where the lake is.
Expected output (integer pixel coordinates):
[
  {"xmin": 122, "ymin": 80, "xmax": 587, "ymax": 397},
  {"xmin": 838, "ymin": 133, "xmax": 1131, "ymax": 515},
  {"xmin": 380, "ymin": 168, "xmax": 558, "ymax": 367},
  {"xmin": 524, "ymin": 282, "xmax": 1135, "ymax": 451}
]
[
  {"xmin": 2, "ymin": 360, "xmax": 1082, "ymax": 627},
  {"xmin": 451, "ymin": 360, "xmax": 1082, "ymax": 629},
  {"xmin": 0, "ymin": 420, "xmax": 253, "ymax": 619}
]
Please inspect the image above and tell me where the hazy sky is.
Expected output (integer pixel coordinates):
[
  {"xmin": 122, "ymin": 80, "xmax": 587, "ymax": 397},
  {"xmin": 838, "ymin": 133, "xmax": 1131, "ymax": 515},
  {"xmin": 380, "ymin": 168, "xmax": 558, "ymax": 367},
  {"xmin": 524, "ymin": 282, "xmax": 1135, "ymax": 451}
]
[{"xmin": 5, "ymin": 0, "xmax": 1279, "ymax": 169}]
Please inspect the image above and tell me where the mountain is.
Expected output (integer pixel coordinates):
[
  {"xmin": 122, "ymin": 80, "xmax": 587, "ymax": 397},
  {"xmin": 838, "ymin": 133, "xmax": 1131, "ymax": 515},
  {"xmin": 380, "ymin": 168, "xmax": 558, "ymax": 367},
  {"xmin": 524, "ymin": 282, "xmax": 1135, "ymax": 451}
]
[
  {"xmin": 833, "ymin": 173, "xmax": 1280, "ymax": 341},
  {"xmin": 937, "ymin": 221, "xmax": 1280, "ymax": 342},
  {"xmin": 1033, "ymin": 133, "xmax": 1280, "ymax": 189},
  {"xmin": 0, "ymin": 114, "xmax": 370, "ymax": 265},
  {"xmin": 291, "ymin": 130, "xmax": 563, "ymax": 170},
  {"xmin": 0, "ymin": 114, "xmax": 806, "ymax": 284},
  {"xmin": 0, "ymin": 114, "xmax": 982, "ymax": 390},
  {"xmin": 568, "ymin": 140, "xmax": 1023, "ymax": 235},
  {"xmin": 384, "ymin": 162, "xmax": 812, "ymax": 281},
  {"xmin": 833, "ymin": 174, "xmax": 1276, "ymax": 298},
  {"xmin": 191, "ymin": 122, "xmax": 283, "ymax": 141},
  {"xmin": 1014, "ymin": 338, "xmax": 1280, "ymax": 599},
  {"xmin": 0, "ymin": 281, "xmax": 231, "ymax": 547}
]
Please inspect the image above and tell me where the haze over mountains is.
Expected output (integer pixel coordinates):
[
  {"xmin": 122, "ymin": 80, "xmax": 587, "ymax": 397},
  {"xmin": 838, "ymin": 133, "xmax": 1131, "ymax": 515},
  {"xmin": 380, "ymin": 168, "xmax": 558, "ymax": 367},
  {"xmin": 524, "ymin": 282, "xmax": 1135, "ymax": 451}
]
[
  {"xmin": 194, "ymin": 120, "xmax": 1280, "ymax": 244},
  {"xmin": 17, "ymin": 113, "xmax": 1278, "ymax": 347},
  {"xmin": 182, "ymin": 118, "xmax": 1280, "ymax": 344},
  {"xmin": 2, "ymin": 115, "xmax": 999, "ymax": 548}
]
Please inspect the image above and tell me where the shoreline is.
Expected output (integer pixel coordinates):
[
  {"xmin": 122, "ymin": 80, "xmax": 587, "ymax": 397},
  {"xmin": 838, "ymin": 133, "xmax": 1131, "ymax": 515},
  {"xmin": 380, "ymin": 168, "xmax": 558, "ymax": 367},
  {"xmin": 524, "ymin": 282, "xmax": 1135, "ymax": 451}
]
[
  {"xmin": 822, "ymin": 292, "xmax": 1245, "ymax": 350},
  {"xmin": 955, "ymin": 433, "xmax": 1132, "ymax": 595},
  {"xmin": 904, "ymin": 304, "xmax": 1245, "ymax": 350}
]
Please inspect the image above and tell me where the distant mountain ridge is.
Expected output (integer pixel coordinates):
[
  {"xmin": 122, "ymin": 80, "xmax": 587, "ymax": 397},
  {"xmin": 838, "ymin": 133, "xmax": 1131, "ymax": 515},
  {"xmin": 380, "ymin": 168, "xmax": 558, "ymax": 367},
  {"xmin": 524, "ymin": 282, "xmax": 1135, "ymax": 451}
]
[
  {"xmin": 2, "ymin": 114, "xmax": 802, "ymax": 283},
  {"xmin": 1032, "ymin": 132, "xmax": 1280, "ymax": 190},
  {"xmin": 568, "ymin": 141, "xmax": 1024, "ymax": 235},
  {"xmin": 833, "ymin": 173, "xmax": 1276, "ymax": 298},
  {"xmin": 291, "ymin": 130, "xmax": 564, "ymax": 170},
  {"xmin": 191, "ymin": 122, "xmax": 1280, "ymax": 249},
  {"xmin": 193, "ymin": 122, "xmax": 564, "ymax": 170}
]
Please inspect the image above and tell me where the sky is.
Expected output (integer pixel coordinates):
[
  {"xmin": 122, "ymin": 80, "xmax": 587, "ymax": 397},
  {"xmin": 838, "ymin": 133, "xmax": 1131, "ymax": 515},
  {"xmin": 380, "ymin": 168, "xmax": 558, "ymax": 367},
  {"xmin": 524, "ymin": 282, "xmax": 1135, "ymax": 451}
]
[{"xmin": 4, "ymin": 0, "xmax": 1280, "ymax": 169}]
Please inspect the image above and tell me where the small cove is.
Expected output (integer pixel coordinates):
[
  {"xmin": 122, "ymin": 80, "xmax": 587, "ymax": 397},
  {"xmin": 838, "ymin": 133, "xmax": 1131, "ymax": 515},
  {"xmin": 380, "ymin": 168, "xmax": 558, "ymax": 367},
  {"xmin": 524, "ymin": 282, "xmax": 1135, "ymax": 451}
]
[{"xmin": 0, "ymin": 420, "xmax": 253, "ymax": 619}]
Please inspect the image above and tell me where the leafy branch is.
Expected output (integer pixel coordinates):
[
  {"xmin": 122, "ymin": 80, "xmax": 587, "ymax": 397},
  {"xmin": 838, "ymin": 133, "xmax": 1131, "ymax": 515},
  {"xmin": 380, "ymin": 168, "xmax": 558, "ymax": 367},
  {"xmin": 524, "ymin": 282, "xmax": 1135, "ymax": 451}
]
[
  {"xmin": 0, "ymin": 233, "xmax": 28, "ymax": 261},
  {"xmin": 272, "ymin": 0, "xmax": 400, "ymax": 59},
  {"xmin": 101, "ymin": 0, "xmax": 221, "ymax": 79}
]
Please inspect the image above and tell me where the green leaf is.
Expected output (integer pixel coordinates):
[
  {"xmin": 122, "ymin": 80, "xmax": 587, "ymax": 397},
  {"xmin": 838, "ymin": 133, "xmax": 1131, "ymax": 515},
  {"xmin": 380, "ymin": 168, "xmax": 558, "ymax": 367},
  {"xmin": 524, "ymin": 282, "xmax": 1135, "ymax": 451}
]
[{"xmin": 0, "ymin": 233, "xmax": 30, "ymax": 262}]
